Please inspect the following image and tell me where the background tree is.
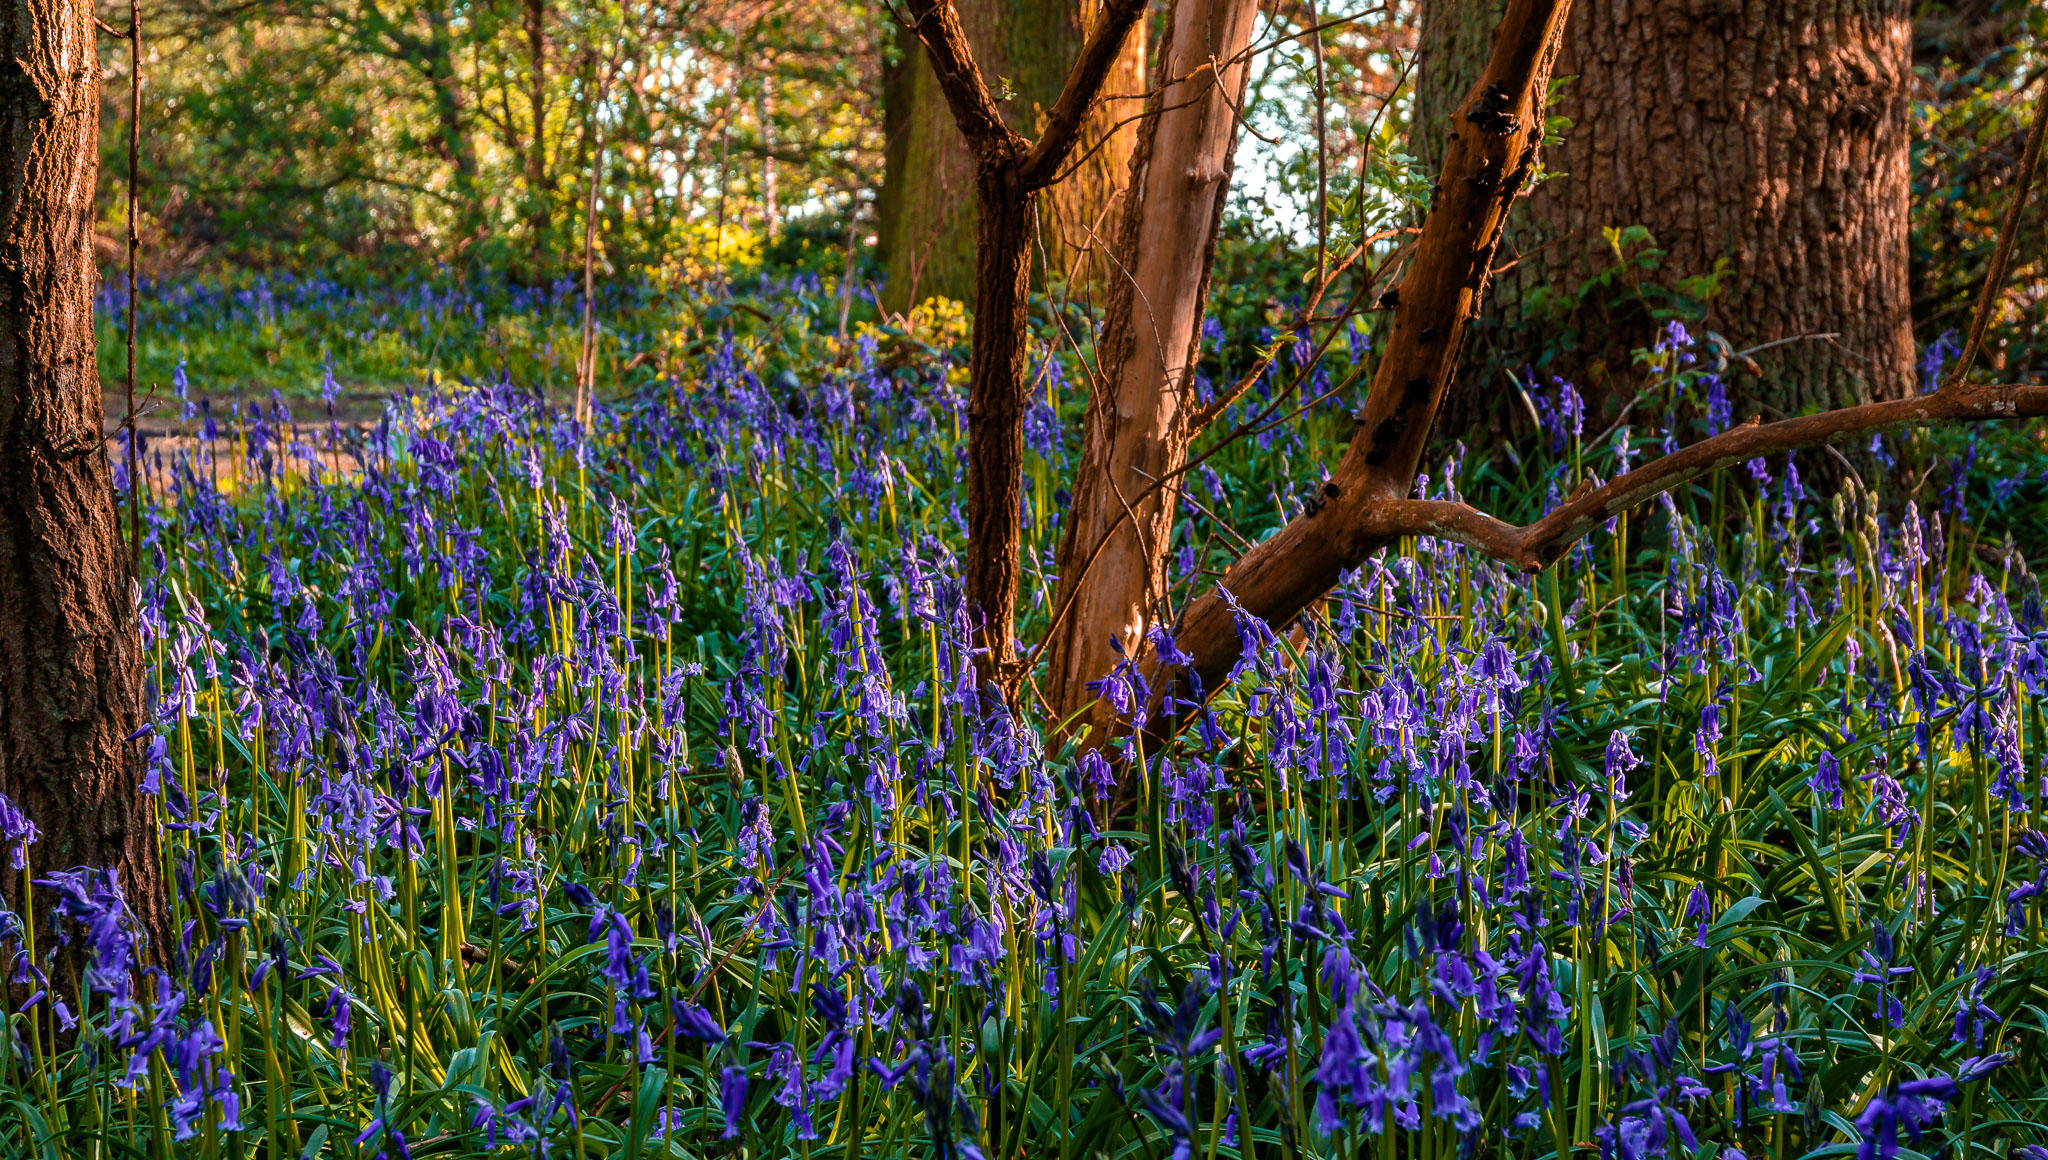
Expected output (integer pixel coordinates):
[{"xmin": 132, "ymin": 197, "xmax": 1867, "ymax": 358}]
[
  {"xmin": 876, "ymin": 0, "xmax": 1146, "ymax": 309},
  {"xmin": 1416, "ymin": 0, "xmax": 1917, "ymax": 433},
  {"xmin": 2, "ymin": 0, "xmax": 164, "ymax": 950}
]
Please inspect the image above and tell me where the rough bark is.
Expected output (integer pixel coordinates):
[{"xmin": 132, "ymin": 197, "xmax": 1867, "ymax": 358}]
[
  {"xmin": 965, "ymin": 163, "xmax": 1035, "ymax": 674},
  {"xmin": 877, "ymin": 0, "xmax": 1146, "ymax": 310},
  {"xmin": 1420, "ymin": 0, "xmax": 1915, "ymax": 434},
  {"xmin": 902, "ymin": 0, "xmax": 1148, "ymax": 678},
  {"xmin": 1043, "ymin": 0, "xmax": 1261, "ymax": 723},
  {"xmin": 0, "ymin": 0, "xmax": 164, "ymax": 955}
]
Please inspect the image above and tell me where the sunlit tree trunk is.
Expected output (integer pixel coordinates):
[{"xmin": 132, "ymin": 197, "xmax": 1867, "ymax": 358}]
[
  {"xmin": 877, "ymin": 0, "xmax": 1145, "ymax": 310},
  {"xmin": 1420, "ymin": 0, "xmax": 1915, "ymax": 431},
  {"xmin": 526, "ymin": 0, "xmax": 551, "ymax": 257},
  {"xmin": 1043, "ymin": 0, "xmax": 1261, "ymax": 725},
  {"xmin": 424, "ymin": 0, "xmax": 481, "ymax": 225},
  {"xmin": 0, "ymin": 0, "xmax": 164, "ymax": 958}
]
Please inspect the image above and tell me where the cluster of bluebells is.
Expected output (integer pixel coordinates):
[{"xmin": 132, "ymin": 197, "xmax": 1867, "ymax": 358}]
[{"xmin": 1, "ymin": 307, "xmax": 2041, "ymax": 1160}]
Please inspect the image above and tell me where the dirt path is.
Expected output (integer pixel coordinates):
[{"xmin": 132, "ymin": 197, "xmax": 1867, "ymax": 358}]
[{"xmin": 101, "ymin": 389, "xmax": 393, "ymax": 438}]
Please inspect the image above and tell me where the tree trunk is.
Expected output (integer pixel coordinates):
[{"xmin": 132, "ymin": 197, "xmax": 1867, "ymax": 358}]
[
  {"xmin": 965, "ymin": 165, "xmax": 1035, "ymax": 673},
  {"xmin": 0, "ymin": 0, "xmax": 164, "ymax": 955},
  {"xmin": 1043, "ymin": 0, "xmax": 1261, "ymax": 724},
  {"xmin": 901, "ymin": 0, "xmax": 1148, "ymax": 680},
  {"xmin": 526, "ymin": 0, "xmax": 550, "ymax": 255},
  {"xmin": 877, "ymin": 0, "xmax": 1145, "ymax": 310},
  {"xmin": 760, "ymin": 87, "xmax": 779, "ymax": 239},
  {"xmin": 1421, "ymin": 0, "xmax": 1915, "ymax": 433},
  {"xmin": 1113, "ymin": 0, "xmax": 1572, "ymax": 757}
]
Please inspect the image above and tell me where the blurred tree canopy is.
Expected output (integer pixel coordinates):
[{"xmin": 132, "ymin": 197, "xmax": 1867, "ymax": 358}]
[
  {"xmin": 98, "ymin": 0, "xmax": 886, "ymax": 279},
  {"xmin": 91, "ymin": 0, "xmax": 2042, "ymax": 379}
]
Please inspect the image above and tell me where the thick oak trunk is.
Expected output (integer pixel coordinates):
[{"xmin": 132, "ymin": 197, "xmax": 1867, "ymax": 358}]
[
  {"xmin": 877, "ymin": 0, "xmax": 1145, "ymax": 309},
  {"xmin": 0, "ymin": 0, "xmax": 163, "ymax": 954},
  {"xmin": 1422, "ymin": 0, "xmax": 1915, "ymax": 432},
  {"xmin": 1043, "ymin": 0, "xmax": 1261, "ymax": 724}
]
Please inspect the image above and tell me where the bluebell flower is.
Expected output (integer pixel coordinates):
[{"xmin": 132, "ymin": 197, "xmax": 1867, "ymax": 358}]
[
  {"xmin": 1853, "ymin": 1076, "xmax": 1956, "ymax": 1160},
  {"xmin": 1810, "ymin": 751, "xmax": 1843, "ymax": 810},
  {"xmin": 720, "ymin": 1064, "xmax": 749, "ymax": 1139}
]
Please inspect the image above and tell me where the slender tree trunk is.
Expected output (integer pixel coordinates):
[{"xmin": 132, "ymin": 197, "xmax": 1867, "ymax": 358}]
[
  {"xmin": 877, "ymin": 0, "xmax": 1145, "ymax": 310},
  {"xmin": 965, "ymin": 166, "xmax": 1035, "ymax": 672},
  {"xmin": 1422, "ymin": 0, "xmax": 1914, "ymax": 433},
  {"xmin": 526, "ymin": 0, "xmax": 550, "ymax": 254},
  {"xmin": 760, "ymin": 86, "xmax": 779, "ymax": 239},
  {"xmin": 901, "ymin": 0, "xmax": 1148, "ymax": 679},
  {"xmin": 575, "ymin": 49, "xmax": 614, "ymax": 423},
  {"xmin": 1044, "ymin": 0, "xmax": 1261, "ymax": 723},
  {"xmin": 0, "ymin": 0, "xmax": 164, "ymax": 954}
]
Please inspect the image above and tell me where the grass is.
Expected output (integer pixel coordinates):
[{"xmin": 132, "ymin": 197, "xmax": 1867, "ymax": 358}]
[{"xmin": 10, "ymin": 271, "xmax": 2047, "ymax": 1159}]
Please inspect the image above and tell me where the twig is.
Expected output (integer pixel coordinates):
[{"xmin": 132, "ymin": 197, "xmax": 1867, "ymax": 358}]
[{"xmin": 1945, "ymin": 72, "xmax": 2048, "ymax": 391}]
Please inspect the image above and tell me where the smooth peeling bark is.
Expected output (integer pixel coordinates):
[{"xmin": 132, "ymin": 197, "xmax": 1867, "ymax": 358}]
[
  {"xmin": 1136, "ymin": 0, "xmax": 1575, "ymax": 736},
  {"xmin": 1043, "ymin": 0, "xmax": 1262, "ymax": 724},
  {"xmin": 0, "ymin": 0, "xmax": 165, "ymax": 957}
]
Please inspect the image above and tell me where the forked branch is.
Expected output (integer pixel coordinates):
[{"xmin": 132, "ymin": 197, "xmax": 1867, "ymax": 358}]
[
  {"xmin": 899, "ymin": 0, "xmax": 1024, "ymax": 162},
  {"xmin": 1019, "ymin": 0, "xmax": 1153, "ymax": 187},
  {"xmin": 900, "ymin": 0, "xmax": 1147, "ymax": 181}
]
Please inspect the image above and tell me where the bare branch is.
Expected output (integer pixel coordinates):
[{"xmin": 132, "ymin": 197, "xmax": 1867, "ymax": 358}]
[
  {"xmin": 1018, "ymin": 0, "xmax": 1151, "ymax": 187},
  {"xmin": 1551, "ymin": 384, "xmax": 2046, "ymax": 563},
  {"xmin": 1357, "ymin": 381, "xmax": 2048, "ymax": 573},
  {"xmin": 1353, "ymin": 499, "xmax": 1533, "ymax": 563},
  {"xmin": 1947, "ymin": 74, "xmax": 2047, "ymax": 390}
]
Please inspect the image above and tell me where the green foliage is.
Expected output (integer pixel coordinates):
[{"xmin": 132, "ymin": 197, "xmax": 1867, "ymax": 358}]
[
  {"xmin": 1907, "ymin": 0, "xmax": 2047, "ymax": 382},
  {"xmin": 27, "ymin": 280, "xmax": 2048, "ymax": 1159},
  {"xmin": 102, "ymin": 0, "xmax": 885, "ymax": 279}
]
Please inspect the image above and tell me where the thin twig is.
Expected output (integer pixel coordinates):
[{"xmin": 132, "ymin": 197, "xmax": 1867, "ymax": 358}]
[
  {"xmin": 1945, "ymin": 71, "xmax": 2048, "ymax": 391},
  {"xmin": 125, "ymin": 0, "xmax": 142, "ymax": 571}
]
